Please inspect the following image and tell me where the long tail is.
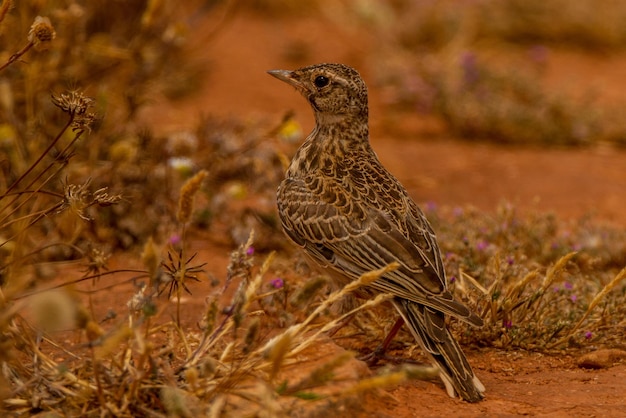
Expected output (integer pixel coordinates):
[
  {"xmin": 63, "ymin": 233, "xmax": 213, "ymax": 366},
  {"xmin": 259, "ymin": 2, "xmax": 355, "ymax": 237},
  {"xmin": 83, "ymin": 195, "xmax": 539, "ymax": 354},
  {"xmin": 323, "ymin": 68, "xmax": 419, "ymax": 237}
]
[{"xmin": 393, "ymin": 298, "xmax": 485, "ymax": 402}]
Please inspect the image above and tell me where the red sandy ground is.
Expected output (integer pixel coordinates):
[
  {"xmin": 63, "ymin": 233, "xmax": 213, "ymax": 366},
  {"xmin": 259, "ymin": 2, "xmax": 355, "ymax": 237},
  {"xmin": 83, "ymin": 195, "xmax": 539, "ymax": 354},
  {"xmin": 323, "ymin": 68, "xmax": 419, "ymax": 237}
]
[{"xmin": 133, "ymin": 10, "xmax": 626, "ymax": 418}]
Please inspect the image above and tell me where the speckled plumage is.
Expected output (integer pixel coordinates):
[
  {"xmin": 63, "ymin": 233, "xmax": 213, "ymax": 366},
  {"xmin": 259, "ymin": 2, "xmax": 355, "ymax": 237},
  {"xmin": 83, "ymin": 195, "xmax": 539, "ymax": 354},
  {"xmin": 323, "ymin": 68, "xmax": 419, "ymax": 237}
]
[{"xmin": 268, "ymin": 63, "xmax": 485, "ymax": 402}]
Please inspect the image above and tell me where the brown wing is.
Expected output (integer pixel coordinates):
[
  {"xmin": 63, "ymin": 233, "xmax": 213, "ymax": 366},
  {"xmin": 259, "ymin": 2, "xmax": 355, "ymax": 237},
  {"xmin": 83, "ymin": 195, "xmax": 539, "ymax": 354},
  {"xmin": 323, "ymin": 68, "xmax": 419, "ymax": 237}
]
[{"xmin": 277, "ymin": 175, "xmax": 482, "ymax": 326}]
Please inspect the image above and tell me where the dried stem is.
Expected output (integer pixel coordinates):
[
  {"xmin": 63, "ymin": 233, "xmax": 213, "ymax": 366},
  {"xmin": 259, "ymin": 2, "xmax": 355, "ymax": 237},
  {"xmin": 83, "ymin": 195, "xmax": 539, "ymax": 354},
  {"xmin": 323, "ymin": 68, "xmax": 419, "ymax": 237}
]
[{"xmin": 0, "ymin": 41, "xmax": 34, "ymax": 73}]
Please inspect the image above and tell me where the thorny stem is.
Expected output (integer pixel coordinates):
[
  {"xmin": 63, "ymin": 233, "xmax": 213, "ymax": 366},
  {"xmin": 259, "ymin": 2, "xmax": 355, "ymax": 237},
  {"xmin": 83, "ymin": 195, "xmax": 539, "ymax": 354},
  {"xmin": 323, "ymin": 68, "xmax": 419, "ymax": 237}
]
[{"xmin": 0, "ymin": 41, "xmax": 34, "ymax": 73}]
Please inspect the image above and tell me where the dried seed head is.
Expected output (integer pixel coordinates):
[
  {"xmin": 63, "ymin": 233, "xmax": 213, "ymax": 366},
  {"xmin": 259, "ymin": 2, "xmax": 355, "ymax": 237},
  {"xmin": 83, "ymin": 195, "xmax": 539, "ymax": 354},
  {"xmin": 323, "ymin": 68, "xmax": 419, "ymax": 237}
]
[
  {"xmin": 85, "ymin": 320, "xmax": 105, "ymax": 342},
  {"xmin": 141, "ymin": 237, "xmax": 161, "ymax": 282},
  {"xmin": 177, "ymin": 170, "xmax": 207, "ymax": 224},
  {"xmin": 243, "ymin": 317, "xmax": 260, "ymax": 354},
  {"xmin": 28, "ymin": 16, "xmax": 56, "ymax": 47},
  {"xmin": 160, "ymin": 387, "xmax": 192, "ymax": 418},
  {"xmin": 263, "ymin": 330, "xmax": 293, "ymax": 381},
  {"xmin": 289, "ymin": 276, "xmax": 326, "ymax": 307},
  {"xmin": 72, "ymin": 111, "xmax": 97, "ymax": 132},
  {"xmin": 30, "ymin": 289, "xmax": 77, "ymax": 332},
  {"xmin": 200, "ymin": 298, "xmax": 218, "ymax": 334},
  {"xmin": 83, "ymin": 246, "xmax": 111, "ymax": 279},
  {"xmin": 51, "ymin": 90, "xmax": 94, "ymax": 116},
  {"xmin": 184, "ymin": 367, "xmax": 199, "ymax": 389},
  {"xmin": 198, "ymin": 356, "xmax": 218, "ymax": 377}
]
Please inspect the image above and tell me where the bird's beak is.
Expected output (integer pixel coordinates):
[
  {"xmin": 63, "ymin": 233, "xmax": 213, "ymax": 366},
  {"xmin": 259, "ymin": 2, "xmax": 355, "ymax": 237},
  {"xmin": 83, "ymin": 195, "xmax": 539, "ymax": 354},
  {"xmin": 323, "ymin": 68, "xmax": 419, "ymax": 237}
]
[{"xmin": 267, "ymin": 69, "xmax": 304, "ymax": 91}]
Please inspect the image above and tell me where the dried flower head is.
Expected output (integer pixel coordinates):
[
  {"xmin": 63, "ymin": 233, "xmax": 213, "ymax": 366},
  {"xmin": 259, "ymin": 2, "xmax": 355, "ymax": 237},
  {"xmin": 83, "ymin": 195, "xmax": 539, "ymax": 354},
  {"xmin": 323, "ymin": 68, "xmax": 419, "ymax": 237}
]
[
  {"xmin": 82, "ymin": 245, "xmax": 111, "ymax": 278},
  {"xmin": 28, "ymin": 16, "xmax": 56, "ymax": 47},
  {"xmin": 51, "ymin": 90, "xmax": 94, "ymax": 116},
  {"xmin": 160, "ymin": 250, "xmax": 205, "ymax": 299},
  {"xmin": 61, "ymin": 179, "xmax": 121, "ymax": 220},
  {"xmin": 63, "ymin": 180, "xmax": 91, "ymax": 220}
]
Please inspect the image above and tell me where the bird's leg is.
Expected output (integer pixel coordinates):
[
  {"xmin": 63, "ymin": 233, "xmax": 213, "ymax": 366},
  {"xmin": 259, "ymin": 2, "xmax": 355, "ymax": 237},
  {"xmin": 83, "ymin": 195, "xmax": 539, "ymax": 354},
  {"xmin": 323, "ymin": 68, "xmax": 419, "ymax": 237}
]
[{"xmin": 360, "ymin": 316, "xmax": 405, "ymax": 366}]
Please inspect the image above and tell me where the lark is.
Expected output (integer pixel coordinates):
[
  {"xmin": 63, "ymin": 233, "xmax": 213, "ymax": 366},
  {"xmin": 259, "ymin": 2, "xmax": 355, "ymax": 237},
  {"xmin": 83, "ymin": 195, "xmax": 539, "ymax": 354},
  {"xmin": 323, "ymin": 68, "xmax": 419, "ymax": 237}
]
[{"xmin": 268, "ymin": 63, "xmax": 485, "ymax": 402}]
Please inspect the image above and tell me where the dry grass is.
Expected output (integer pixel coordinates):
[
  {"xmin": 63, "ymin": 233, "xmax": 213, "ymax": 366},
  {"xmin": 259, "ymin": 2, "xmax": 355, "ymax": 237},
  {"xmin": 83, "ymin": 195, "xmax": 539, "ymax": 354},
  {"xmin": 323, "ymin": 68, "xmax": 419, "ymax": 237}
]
[{"xmin": 424, "ymin": 204, "xmax": 626, "ymax": 350}]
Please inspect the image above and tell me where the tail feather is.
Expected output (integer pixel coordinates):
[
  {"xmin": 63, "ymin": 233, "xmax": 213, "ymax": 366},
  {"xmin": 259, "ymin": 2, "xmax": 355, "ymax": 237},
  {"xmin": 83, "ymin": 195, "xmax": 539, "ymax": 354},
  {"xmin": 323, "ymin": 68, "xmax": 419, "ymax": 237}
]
[{"xmin": 393, "ymin": 299, "xmax": 485, "ymax": 402}]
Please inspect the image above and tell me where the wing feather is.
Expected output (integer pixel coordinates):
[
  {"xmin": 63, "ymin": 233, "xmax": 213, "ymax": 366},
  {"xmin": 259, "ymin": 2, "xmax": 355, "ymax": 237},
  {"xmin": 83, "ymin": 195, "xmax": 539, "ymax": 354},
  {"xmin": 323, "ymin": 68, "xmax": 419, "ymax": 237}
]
[{"xmin": 277, "ymin": 175, "xmax": 482, "ymax": 326}]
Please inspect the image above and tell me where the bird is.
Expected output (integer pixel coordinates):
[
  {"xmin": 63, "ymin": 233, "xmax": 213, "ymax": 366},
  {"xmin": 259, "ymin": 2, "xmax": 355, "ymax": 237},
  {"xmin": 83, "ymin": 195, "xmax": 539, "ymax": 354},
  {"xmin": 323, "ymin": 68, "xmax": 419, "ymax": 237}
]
[{"xmin": 268, "ymin": 63, "xmax": 485, "ymax": 402}]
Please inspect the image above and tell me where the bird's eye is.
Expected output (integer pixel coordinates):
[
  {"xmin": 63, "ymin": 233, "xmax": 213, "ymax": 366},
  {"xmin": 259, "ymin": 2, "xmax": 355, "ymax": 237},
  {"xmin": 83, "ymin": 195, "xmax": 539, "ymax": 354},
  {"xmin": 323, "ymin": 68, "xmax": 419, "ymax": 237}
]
[{"xmin": 314, "ymin": 75, "xmax": 329, "ymax": 88}]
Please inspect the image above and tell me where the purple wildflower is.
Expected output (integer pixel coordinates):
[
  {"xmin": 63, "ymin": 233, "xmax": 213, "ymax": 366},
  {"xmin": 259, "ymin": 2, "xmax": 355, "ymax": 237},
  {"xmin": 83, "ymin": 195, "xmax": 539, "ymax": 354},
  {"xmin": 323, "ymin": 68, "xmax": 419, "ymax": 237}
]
[
  {"xmin": 168, "ymin": 233, "xmax": 181, "ymax": 246},
  {"xmin": 528, "ymin": 45, "xmax": 549, "ymax": 65},
  {"xmin": 476, "ymin": 240, "xmax": 488, "ymax": 251},
  {"xmin": 506, "ymin": 256, "xmax": 514, "ymax": 266},
  {"xmin": 425, "ymin": 201, "xmax": 437, "ymax": 212},
  {"xmin": 564, "ymin": 282, "xmax": 573, "ymax": 290},
  {"xmin": 452, "ymin": 206, "xmax": 464, "ymax": 217},
  {"xmin": 270, "ymin": 278, "xmax": 284, "ymax": 289},
  {"xmin": 584, "ymin": 331, "xmax": 593, "ymax": 340},
  {"xmin": 449, "ymin": 276, "xmax": 457, "ymax": 284},
  {"xmin": 503, "ymin": 319, "xmax": 513, "ymax": 329},
  {"xmin": 460, "ymin": 51, "xmax": 479, "ymax": 86},
  {"xmin": 246, "ymin": 246, "xmax": 255, "ymax": 256},
  {"xmin": 570, "ymin": 294, "xmax": 577, "ymax": 303}
]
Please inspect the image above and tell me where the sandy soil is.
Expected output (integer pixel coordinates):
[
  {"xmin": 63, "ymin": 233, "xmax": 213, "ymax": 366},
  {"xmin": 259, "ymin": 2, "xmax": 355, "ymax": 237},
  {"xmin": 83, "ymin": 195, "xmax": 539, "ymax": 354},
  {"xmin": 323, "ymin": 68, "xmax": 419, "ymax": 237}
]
[{"xmin": 135, "ymin": 9, "xmax": 626, "ymax": 417}]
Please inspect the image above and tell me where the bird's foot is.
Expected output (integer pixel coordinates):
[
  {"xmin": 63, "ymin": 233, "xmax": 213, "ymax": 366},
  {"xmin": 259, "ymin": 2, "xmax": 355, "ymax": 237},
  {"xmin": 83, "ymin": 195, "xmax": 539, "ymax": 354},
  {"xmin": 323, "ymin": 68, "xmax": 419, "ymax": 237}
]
[{"xmin": 359, "ymin": 345, "xmax": 424, "ymax": 367}]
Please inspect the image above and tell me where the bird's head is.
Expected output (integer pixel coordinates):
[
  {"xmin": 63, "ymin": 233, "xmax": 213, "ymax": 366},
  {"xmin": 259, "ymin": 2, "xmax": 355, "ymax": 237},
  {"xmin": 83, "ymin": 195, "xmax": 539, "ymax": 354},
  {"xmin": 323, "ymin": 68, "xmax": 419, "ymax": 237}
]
[{"xmin": 268, "ymin": 63, "xmax": 368, "ymax": 124}]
